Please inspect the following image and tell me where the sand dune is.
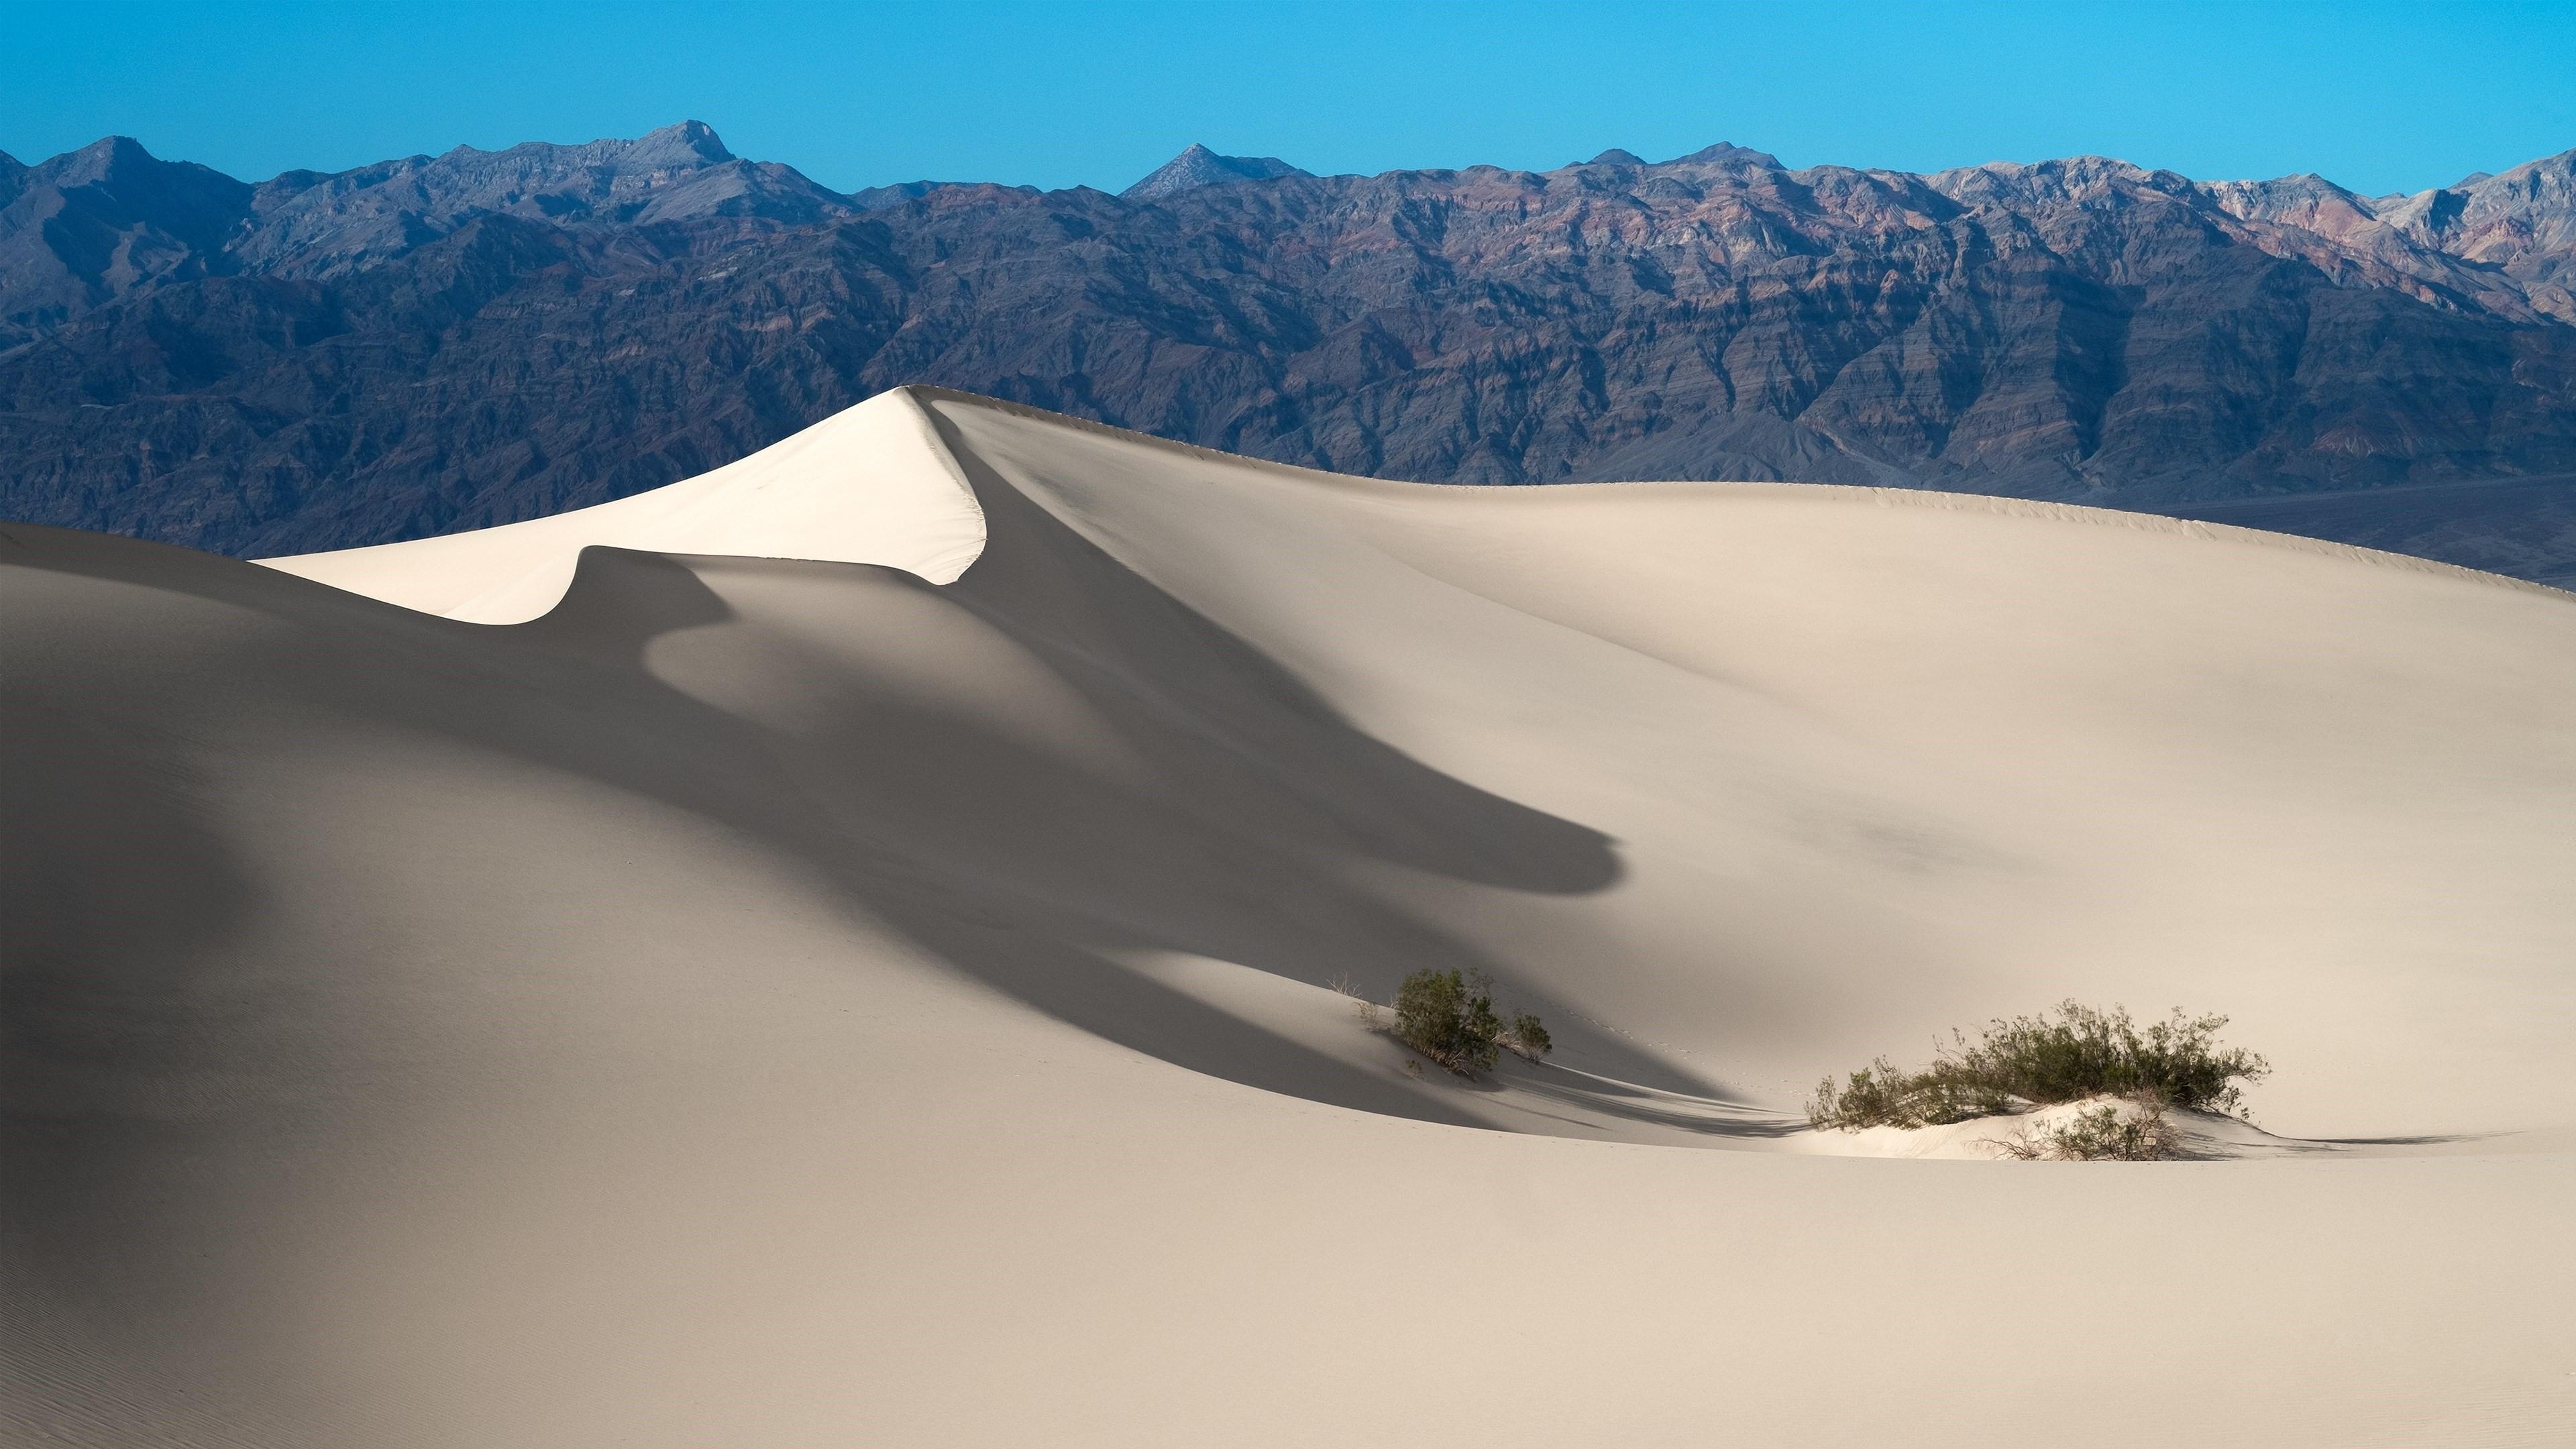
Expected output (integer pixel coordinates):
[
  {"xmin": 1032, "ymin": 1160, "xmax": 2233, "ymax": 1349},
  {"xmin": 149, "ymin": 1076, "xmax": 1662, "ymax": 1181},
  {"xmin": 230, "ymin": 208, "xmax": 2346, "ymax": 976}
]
[
  {"xmin": 6, "ymin": 387, "xmax": 2573, "ymax": 1446},
  {"xmin": 257, "ymin": 386, "xmax": 985, "ymax": 621}
]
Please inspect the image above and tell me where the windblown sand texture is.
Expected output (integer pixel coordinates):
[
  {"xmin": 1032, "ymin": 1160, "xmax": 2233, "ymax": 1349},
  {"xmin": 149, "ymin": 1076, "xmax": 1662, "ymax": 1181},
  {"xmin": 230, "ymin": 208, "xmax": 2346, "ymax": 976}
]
[{"xmin": 7, "ymin": 388, "xmax": 2573, "ymax": 1446}]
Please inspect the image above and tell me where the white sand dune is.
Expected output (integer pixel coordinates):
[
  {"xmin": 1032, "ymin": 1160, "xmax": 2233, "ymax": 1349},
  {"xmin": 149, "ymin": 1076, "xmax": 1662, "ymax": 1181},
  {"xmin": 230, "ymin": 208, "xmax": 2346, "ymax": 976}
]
[
  {"xmin": 257, "ymin": 387, "xmax": 986, "ymax": 621},
  {"xmin": 5, "ymin": 387, "xmax": 2573, "ymax": 1446}
]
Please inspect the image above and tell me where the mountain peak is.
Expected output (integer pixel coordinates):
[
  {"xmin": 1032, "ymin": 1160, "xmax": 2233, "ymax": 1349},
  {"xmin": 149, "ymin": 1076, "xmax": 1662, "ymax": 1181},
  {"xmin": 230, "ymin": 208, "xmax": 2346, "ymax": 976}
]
[
  {"xmin": 50, "ymin": 134, "xmax": 167, "ymax": 182},
  {"xmin": 1664, "ymin": 141, "xmax": 1784, "ymax": 170},
  {"xmin": 625, "ymin": 120, "xmax": 734, "ymax": 168},
  {"xmin": 225, "ymin": 121, "xmax": 842, "ymax": 280},
  {"xmin": 426, "ymin": 121, "xmax": 738, "ymax": 178},
  {"xmin": 21, "ymin": 133, "xmax": 250, "ymax": 209},
  {"xmin": 1585, "ymin": 148, "xmax": 1646, "ymax": 166},
  {"xmin": 0, "ymin": 135, "xmax": 253, "ymax": 340},
  {"xmin": 1121, "ymin": 144, "xmax": 1313, "ymax": 201}
]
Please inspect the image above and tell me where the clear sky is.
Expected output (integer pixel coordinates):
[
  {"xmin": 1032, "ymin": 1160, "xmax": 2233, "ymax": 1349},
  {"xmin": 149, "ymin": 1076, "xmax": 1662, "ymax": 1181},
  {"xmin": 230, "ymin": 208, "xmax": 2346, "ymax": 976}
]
[{"xmin": 3, "ymin": 0, "xmax": 2571, "ymax": 198}]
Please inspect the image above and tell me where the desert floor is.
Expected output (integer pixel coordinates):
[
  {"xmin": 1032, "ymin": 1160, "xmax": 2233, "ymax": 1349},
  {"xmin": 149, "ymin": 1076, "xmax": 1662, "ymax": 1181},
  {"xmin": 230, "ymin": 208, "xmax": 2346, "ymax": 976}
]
[{"xmin": 7, "ymin": 388, "xmax": 2571, "ymax": 1446}]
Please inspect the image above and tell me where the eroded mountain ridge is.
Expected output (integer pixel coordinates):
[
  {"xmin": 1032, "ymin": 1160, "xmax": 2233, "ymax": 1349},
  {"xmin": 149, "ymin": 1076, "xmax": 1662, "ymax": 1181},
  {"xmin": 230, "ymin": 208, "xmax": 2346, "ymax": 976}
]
[{"xmin": 3, "ymin": 121, "xmax": 2573, "ymax": 559}]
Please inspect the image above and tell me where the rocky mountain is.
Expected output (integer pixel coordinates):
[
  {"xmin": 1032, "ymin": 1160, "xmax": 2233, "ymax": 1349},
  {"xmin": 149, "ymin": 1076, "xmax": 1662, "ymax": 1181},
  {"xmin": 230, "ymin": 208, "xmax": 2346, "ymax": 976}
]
[
  {"xmin": 234, "ymin": 119, "xmax": 856, "ymax": 278},
  {"xmin": 2205, "ymin": 151, "xmax": 2576, "ymax": 324},
  {"xmin": 5, "ymin": 123, "xmax": 2576, "ymax": 576},
  {"xmin": 0, "ymin": 122, "xmax": 850, "ymax": 345},
  {"xmin": 1120, "ymin": 144, "xmax": 1312, "ymax": 200},
  {"xmin": 0, "ymin": 136, "xmax": 252, "ymax": 342}
]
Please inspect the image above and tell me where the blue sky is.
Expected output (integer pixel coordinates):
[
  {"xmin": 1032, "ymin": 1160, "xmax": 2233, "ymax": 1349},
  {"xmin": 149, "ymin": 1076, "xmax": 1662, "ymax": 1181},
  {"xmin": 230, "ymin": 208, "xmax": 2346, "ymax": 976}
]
[{"xmin": 3, "ymin": 1, "xmax": 2571, "ymax": 197}]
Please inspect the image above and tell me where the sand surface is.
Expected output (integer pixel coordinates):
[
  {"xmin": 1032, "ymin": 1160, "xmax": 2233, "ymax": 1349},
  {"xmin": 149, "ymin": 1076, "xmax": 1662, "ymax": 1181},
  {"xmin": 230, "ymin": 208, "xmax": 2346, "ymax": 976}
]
[{"xmin": 5, "ymin": 387, "xmax": 2573, "ymax": 1445}]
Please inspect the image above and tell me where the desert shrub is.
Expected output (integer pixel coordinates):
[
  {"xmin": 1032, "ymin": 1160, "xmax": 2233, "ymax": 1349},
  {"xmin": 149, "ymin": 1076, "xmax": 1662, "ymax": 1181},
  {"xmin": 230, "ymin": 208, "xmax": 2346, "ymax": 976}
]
[
  {"xmin": 1803, "ymin": 1056, "xmax": 1914, "ymax": 1129},
  {"xmin": 1329, "ymin": 971, "xmax": 1383, "ymax": 1028},
  {"xmin": 1991, "ymin": 1094, "xmax": 2182, "ymax": 1161},
  {"xmin": 1376, "ymin": 969, "xmax": 1550, "ymax": 1076},
  {"xmin": 1951, "ymin": 1002, "xmax": 2265, "ymax": 1114},
  {"xmin": 1502, "ymin": 1011, "xmax": 1553, "ymax": 1063},
  {"xmin": 1809, "ymin": 1001, "xmax": 2267, "ymax": 1130},
  {"xmin": 1394, "ymin": 968, "xmax": 1503, "ymax": 1074}
]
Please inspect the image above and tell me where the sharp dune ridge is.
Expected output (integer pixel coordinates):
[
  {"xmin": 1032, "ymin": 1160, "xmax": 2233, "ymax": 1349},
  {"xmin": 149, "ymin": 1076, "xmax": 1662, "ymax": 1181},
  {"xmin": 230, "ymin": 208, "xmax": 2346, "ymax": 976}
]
[{"xmin": 6, "ymin": 388, "xmax": 2575, "ymax": 1445}]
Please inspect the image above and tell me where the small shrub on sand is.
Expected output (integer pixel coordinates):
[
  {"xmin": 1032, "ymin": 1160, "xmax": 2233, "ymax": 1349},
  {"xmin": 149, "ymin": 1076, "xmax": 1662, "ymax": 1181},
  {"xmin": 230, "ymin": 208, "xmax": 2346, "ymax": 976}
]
[
  {"xmin": 1329, "ymin": 972, "xmax": 1383, "ymax": 1028},
  {"xmin": 1502, "ymin": 1011, "xmax": 1553, "ymax": 1063},
  {"xmin": 1809, "ymin": 1000, "xmax": 2268, "ymax": 1132},
  {"xmin": 1990, "ymin": 1093, "xmax": 2184, "ymax": 1161},
  {"xmin": 1373, "ymin": 968, "xmax": 1550, "ymax": 1077},
  {"xmin": 1395, "ymin": 968, "xmax": 1503, "ymax": 1074}
]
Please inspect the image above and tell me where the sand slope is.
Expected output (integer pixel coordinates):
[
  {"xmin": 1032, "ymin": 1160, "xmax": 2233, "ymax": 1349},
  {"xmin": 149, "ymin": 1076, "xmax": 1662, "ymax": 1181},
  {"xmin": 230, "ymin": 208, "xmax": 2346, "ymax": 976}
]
[
  {"xmin": 6, "ymin": 387, "xmax": 2573, "ymax": 1446},
  {"xmin": 256, "ymin": 386, "xmax": 985, "ymax": 621}
]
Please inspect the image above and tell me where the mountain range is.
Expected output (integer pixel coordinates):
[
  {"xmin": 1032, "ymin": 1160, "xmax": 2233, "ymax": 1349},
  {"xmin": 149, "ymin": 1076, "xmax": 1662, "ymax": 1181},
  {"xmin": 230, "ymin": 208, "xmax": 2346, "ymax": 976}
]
[{"xmin": 5, "ymin": 121, "xmax": 2576, "ymax": 580}]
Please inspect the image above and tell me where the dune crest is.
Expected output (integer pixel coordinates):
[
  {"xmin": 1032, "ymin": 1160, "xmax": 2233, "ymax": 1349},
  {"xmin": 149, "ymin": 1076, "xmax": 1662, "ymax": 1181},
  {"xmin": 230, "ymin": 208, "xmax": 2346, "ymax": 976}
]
[{"xmin": 256, "ymin": 385, "xmax": 985, "ymax": 623}]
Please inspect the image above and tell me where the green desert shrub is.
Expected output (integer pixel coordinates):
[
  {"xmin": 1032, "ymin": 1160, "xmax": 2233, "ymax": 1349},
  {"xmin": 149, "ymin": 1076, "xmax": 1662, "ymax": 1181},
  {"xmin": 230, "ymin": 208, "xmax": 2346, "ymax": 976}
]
[
  {"xmin": 1394, "ymin": 968, "xmax": 1503, "ymax": 1074},
  {"xmin": 1805, "ymin": 1056, "xmax": 1915, "ymax": 1128},
  {"xmin": 1991, "ymin": 1094, "xmax": 2184, "ymax": 1161},
  {"xmin": 1376, "ymin": 969, "xmax": 1551, "ymax": 1076},
  {"xmin": 1502, "ymin": 1011, "xmax": 1553, "ymax": 1063},
  {"xmin": 1809, "ymin": 1000, "xmax": 2268, "ymax": 1131}
]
